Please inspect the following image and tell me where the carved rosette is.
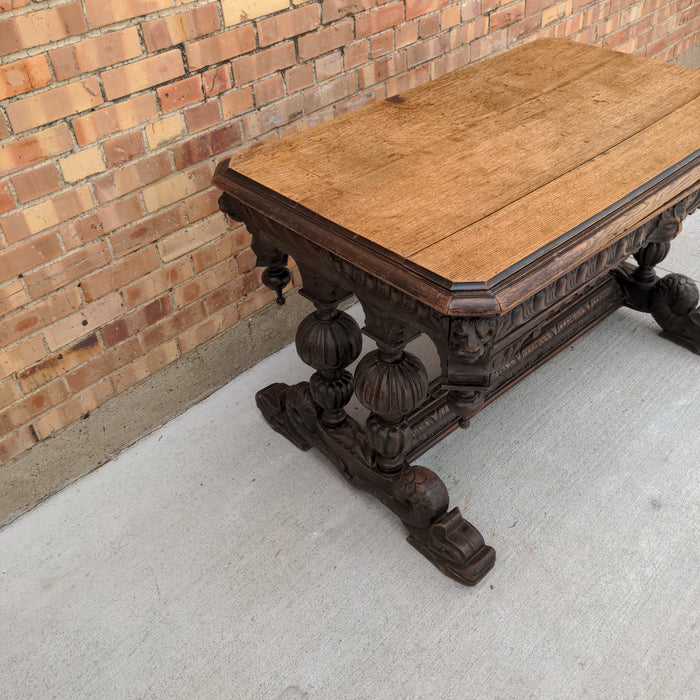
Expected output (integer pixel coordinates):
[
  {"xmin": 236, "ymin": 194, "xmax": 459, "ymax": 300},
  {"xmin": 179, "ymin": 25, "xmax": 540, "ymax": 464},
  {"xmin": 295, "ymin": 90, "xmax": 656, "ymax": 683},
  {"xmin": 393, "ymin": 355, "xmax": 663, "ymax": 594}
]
[{"xmin": 296, "ymin": 306, "xmax": 362, "ymax": 426}]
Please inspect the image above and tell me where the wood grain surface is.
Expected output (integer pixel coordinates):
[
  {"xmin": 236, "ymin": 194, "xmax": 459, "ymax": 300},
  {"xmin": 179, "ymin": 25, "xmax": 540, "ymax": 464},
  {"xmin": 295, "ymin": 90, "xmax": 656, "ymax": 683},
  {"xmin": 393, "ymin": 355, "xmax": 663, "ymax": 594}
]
[{"xmin": 226, "ymin": 39, "xmax": 700, "ymax": 285}]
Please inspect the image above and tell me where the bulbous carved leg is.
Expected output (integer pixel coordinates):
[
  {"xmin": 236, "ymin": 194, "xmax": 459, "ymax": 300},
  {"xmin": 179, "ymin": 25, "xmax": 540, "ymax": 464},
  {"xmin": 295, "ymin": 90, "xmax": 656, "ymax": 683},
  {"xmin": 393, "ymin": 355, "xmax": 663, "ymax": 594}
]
[
  {"xmin": 354, "ymin": 307, "xmax": 496, "ymax": 585},
  {"xmin": 650, "ymin": 273, "xmax": 700, "ymax": 353}
]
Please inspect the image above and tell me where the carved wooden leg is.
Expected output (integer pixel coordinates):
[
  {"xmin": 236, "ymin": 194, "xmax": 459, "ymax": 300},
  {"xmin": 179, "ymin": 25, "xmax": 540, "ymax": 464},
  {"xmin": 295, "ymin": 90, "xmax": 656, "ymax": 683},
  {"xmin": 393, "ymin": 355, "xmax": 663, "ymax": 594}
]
[
  {"xmin": 617, "ymin": 191, "xmax": 700, "ymax": 353},
  {"xmin": 255, "ymin": 284, "xmax": 362, "ymax": 448},
  {"xmin": 353, "ymin": 307, "xmax": 496, "ymax": 585}
]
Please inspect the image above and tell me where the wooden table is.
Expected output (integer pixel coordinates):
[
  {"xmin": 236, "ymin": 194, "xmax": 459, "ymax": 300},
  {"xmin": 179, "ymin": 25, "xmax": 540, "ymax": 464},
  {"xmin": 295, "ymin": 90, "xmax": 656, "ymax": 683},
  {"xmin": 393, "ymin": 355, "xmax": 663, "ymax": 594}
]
[{"xmin": 213, "ymin": 39, "xmax": 700, "ymax": 586}]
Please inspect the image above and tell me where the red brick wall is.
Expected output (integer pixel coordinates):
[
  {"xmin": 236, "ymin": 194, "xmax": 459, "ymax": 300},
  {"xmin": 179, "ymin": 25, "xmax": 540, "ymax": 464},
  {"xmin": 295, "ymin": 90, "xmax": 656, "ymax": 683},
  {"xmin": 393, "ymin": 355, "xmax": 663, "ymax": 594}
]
[{"xmin": 0, "ymin": 0, "xmax": 697, "ymax": 462}]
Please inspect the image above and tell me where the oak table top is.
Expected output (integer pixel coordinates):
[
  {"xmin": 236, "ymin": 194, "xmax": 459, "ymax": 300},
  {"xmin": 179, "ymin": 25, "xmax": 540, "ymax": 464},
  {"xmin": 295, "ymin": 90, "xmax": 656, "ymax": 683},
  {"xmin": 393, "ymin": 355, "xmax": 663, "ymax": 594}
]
[{"xmin": 216, "ymin": 38, "xmax": 700, "ymax": 315}]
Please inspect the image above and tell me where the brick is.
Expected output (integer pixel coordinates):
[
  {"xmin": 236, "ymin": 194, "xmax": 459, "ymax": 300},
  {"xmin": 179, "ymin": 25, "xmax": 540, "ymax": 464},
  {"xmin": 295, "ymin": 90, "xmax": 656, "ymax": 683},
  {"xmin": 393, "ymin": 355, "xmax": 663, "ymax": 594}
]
[
  {"xmin": 317, "ymin": 51, "xmax": 344, "ymax": 80},
  {"xmin": 358, "ymin": 54, "xmax": 405, "ymax": 89},
  {"xmin": 6, "ymin": 77, "xmax": 103, "ymax": 133},
  {"xmin": 0, "ymin": 2, "xmax": 87, "ymax": 56},
  {"xmin": 65, "ymin": 337, "xmax": 141, "ymax": 394},
  {"xmin": 451, "ymin": 16, "xmax": 489, "ymax": 47},
  {"xmin": 471, "ymin": 27, "xmax": 508, "ymax": 60},
  {"xmin": 279, "ymin": 107, "xmax": 334, "ymax": 137},
  {"xmin": 202, "ymin": 65, "xmax": 232, "ymax": 98},
  {"xmin": 178, "ymin": 303, "xmax": 239, "ymax": 354},
  {"xmin": 0, "ymin": 288, "xmax": 82, "ymax": 348},
  {"xmin": 102, "ymin": 50, "xmax": 184, "ymax": 101},
  {"xmin": 395, "ymin": 21, "xmax": 419, "ymax": 48},
  {"xmin": 440, "ymin": 3, "xmax": 461, "ymax": 29},
  {"xmin": 0, "ymin": 182, "xmax": 13, "ymax": 214},
  {"xmin": 2, "ymin": 185, "xmax": 94, "ymax": 245},
  {"xmin": 369, "ymin": 31, "xmax": 394, "ymax": 58},
  {"xmin": 386, "ymin": 64, "xmax": 430, "ymax": 96},
  {"xmin": 192, "ymin": 228, "xmax": 248, "ymax": 272},
  {"xmin": 344, "ymin": 41, "xmax": 370, "ymax": 68},
  {"xmin": 10, "ymin": 163, "xmax": 61, "ymax": 204},
  {"xmin": 242, "ymin": 95, "xmax": 303, "ymax": 139},
  {"xmin": 110, "ymin": 206, "xmax": 186, "ymax": 258},
  {"xmin": 321, "ymin": 0, "xmax": 374, "ymax": 23},
  {"xmin": 103, "ymin": 131, "xmax": 147, "ymax": 168},
  {"xmin": 172, "ymin": 126, "xmax": 242, "ymax": 170},
  {"xmin": 238, "ymin": 286, "xmax": 276, "ymax": 319},
  {"xmin": 101, "ymin": 295, "xmax": 172, "ymax": 348},
  {"xmin": 84, "ymin": 0, "xmax": 172, "ymax": 29},
  {"xmin": 299, "ymin": 21, "xmax": 353, "ymax": 60},
  {"xmin": 0, "ymin": 119, "xmax": 8, "ymax": 140},
  {"xmin": 0, "ymin": 0, "xmax": 30, "ymax": 11},
  {"xmin": 142, "ymin": 164, "xmax": 212, "ymax": 214},
  {"xmin": 235, "ymin": 247, "xmax": 257, "ymax": 274},
  {"xmin": 508, "ymin": 14, "xmax": 543, "ymax": 42},
  {"xmin": 356, "ymin": 3, "xmax": 404, "ymax": 38},
  {"xmin": 186, "ymin": 24, "xmax": 256, "ymax": 71},
  {"xmin": 61, "ymin": 196, "xmax": 143, "ymax": 250},
  {"xmin": 285, "ymin": 64, "xmax": 315, "ymax": 93},
  {"xmin": 220, "ymin": 87, "xmax": 255, "ymax": 119},
  {"xmin": 186, "ymin": 189, "xmax": 222, "ymax": 222},
  {"xmin": 0, "ymin": 233, "xmax": 61, "ymax": 284},
  {"xmin": 49, "ymin": 28, "xmax": 143, "ymax": 81},
  {"xmin": 0, "ymin": 379, "xmax": 70, "ymax": 435},
  {"xmin": 139, "ymin": 299, "xmax": 207, "ymax": 352},
  {"xmin": 17, "ymin": 333, "xmax": 101, "ymax": 394},
  {"xmin": 461, "ymin": 0, "xmax": 481, "ymax": 21},
  {"xmin": 222, "ymin": 0, "xmax": 288, "ymax": 25},
  {"xmin": 335, "ymin": 84, "xmax": 385, "ymax": 115},
  {"xmin": 157, "ymin": 75, "xmax": 203, "ymax": 113},
  {"xmin": 419, "ymin": 14, "xmax": 440, "ymax": 37},
  {"xmin": 0, "ymin": 379, "xmax": 20, "ymax": 411},
  {"xmin": 258, "ymin": 5, "xmax": 320, "ymax": 46},
  {"xmin": 0, "ymin": 278, "xmax": 27, "ymax": 315},
  {"xmin": 44, "ymin": 292, "xmax": 126, "ymax": 351},
  {"xmin": 72, "ymin": 94, "xmax": 158, "ymax": 147},
  {"xmin": 59, "ymin": 146, "xmax": 107, "ymax": 184},
  {"xmin": 553, "ymin": 13, "xmax": 584, "ymax": 37},
  {"xmin": 406, "ymin": 34, "xmax": 449, "ymax": 68},
  {"xmin": 184, "ymin": 101, "xmax": 221, "ymax": 133},
  {"xmin": 0, "ymin": 427, "xmax": 37, "ymax": 464},
  {"xmin": 254, "ymin": 73, "xmax": 285, "ymax": 105},
  {"xmin": 111, "ymin": 341, "xmax": 179, "ymax": 394},
  {"xmin": 0, "ymin": 336, "xmax": 46, "ymax": 380},
  {"xmin": 122, "ymin": 259, "xmax": 193, "ymax": 309},
  {"xmin": 82, "ymin": 248, "xmax": 159, "ymax": 303},
  {"xmin": 233, "ymin": 42, "xmax": 297, "ymax": 84},
  {"xmin": 405, "ymin": 0, "xmax": 449, "ymax": 21},
  {"xmin": 145, "ymin": 115, "xmax": 186, "ymax": 150},
  {"xmin": 173, "ymin": 257, "xmax": 239, "ymax": 307},
  {"xmin": 23, "ymin": 241, "xmax": 111, "ymax": 299},
  {"xmin": 542, "ymin": 1, "xmax": 571, "ymax": 26},
  {"xmin": 490, "ymin": 2, "xmax": 525, "ymax": 30},
  {"xmin": 481, "ymin": 0, "xmax": 500, "ymax": 12},
  {"xmin": 35, "ymin": 378, "xmax": 114, "ymax": 438},
  {"xmin": 305, "ymin": 72, "xmax": 356, "ymax": 111},
  {"xmin": 0, "ymin": 55, "xmax": 52, "ymax": 101},
  {"xmin": 93, "ymin": 152, "xmax": 172, "ymax": 204},
  {"xmin": 157, "ymin": 216, "xmax": 222, "ymax": 263},
  {"xmin": 142, "ymin": 3, "xmax": 221, "ymax": 52}
]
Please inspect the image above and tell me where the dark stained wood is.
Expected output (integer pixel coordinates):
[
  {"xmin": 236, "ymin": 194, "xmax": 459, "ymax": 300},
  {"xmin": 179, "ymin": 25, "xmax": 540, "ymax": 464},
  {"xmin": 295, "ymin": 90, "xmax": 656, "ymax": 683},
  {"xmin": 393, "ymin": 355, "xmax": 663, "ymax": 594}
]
[{"xmin": 214, "ymin": 40, "xmax": 700, "ymax": 586}]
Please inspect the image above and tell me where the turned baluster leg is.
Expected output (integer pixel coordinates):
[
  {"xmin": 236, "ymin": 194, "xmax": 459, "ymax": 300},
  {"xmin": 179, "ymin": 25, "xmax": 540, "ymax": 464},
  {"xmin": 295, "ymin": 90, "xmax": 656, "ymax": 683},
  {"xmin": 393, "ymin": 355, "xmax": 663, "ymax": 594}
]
[
  {"xmin": 354, "ymin": 306, "xmax": 496, "ymax": 585},
  {"xmin": 295, "ymin": 292, "xmax": 363, "ymax": 428}
]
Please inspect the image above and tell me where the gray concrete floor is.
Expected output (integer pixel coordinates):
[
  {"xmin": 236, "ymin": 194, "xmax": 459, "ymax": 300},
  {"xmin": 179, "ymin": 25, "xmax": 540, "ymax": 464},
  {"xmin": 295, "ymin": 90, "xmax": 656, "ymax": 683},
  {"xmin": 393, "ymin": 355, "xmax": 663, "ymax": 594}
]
[{"xmin": 1, "ymin": 212, "xmax": 698, "ymax": 699}]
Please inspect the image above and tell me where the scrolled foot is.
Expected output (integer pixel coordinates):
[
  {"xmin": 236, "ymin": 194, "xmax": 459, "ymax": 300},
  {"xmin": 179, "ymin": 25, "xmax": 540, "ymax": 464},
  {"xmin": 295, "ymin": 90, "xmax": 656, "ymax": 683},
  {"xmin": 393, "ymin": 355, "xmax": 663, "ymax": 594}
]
[
  {"xmin": 650, "ymin": 273, "xmax": 700, "ymax": 354},
  {"xmin": 406, "ymin": 508, "xmax": 496, "ymax": 586},
  {"xmin": 255, "ymin": 382, "xmax": 318, "ymax": 450},
  {"xmin": 389, "ymin": 464, "xmax": 495, "ymax": 585}
]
